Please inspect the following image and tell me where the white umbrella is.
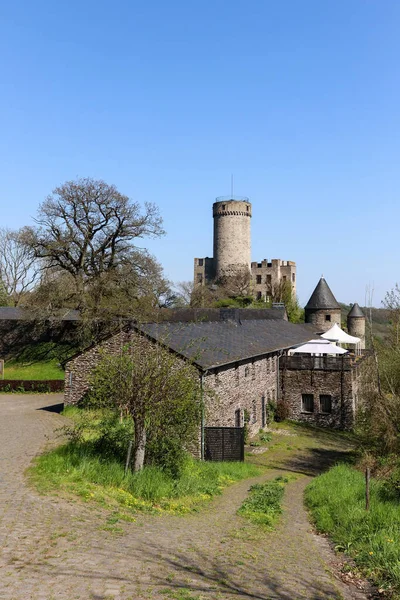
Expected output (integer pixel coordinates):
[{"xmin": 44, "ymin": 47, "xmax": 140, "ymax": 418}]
[
  {"xmin": 321, "ymin": 323, "xmax": 360, "ymax": 344},
  {"xmin": 289, "ymin": 339, "xmax": 348, "ymax": 355}
]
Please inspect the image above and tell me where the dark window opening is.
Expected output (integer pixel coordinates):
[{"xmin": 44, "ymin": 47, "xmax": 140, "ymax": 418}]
[
  {"xmin": 256, "ymin": 275, "xmax": 262, "ymax": 284},
  {"xmin": 282, "ymin": 275, "xmax": 287, "ymax": 281},
  {"xmin": 222, "ymin": 204, "xmax": 226, "ymax": 210},
  {"xmin": 261, "ymin": 396, "xmax": 266, "ymax": 428},
  {"xmin": 198, "ymin": 258, "xmax": 203, "ymax": 266},
  {"xmin": 267, "ymin": 274, "xmax": 271, "ymax": 283},
  {"xmin": 256, "ymin": 291, "xmax": 262, "ymax": 300},
  {"xmin": 235, "ymin": 408, "xmax": 241, "ymax": 427},
  {"xmin": 257, "ymin": 263, "xmax": 262, "ymax": 268},
  {"xmin": 320, "ymin": 395, "xmax": 332, "ymax": 413},
  {"xmin": 325, "ymin": 314, "xmax": 331, "ymax": 322},
  {"xmin": 292, "ymin": 273, "xmax": 295, "ymax": 282},
  {"xmin": 301, "ymin": 394, "xmax": 314, "ymax": 413},
  {"xmin": 244, "ymin": 366, "xmax": 250, "ymax": 377}
]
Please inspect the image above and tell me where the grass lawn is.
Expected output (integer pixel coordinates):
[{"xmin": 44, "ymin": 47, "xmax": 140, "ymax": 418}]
[
  {"xmin": 29, "ymin": 406, "xmax": 262, "ymax": 516},
  {"xmin": 4, "ymin": 360, "xmax": 64, "ymax": 380},
  {"xmin": 305, "ymin": 464, "xmax": 400, "ymax": 598}
]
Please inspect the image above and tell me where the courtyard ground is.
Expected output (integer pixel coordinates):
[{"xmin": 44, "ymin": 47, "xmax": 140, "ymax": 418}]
[{"xmin": 0, "ymin": 394, "xmax": 373, "ymax": 600}]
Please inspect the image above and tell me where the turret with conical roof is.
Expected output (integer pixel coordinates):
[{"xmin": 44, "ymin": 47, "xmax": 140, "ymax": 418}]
[
  {"xmin": 347, "ymin": 303, "xmax": 366, "ymax": 349},
  {"xmin": 305, "ymin": 277, "xmax": 342, "ymax": 332}
]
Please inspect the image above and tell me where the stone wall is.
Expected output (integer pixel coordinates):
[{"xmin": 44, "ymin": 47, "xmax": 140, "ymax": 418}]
[
  {"xmin": 304, "ymin": 308, "xmax": 342, "ymax": 333},
  {"xmin": 64, "ymin": 330, "xmax": 133, "ymax": 405},
  {"xmin": 347, "ymin": 317, "xmax": 366, "ymax": 350},
  {"xmin": 250, "ymin": 259, "xmax": 296, "ymax": 300},
  {"xmin": 280, "ymin": 360, "xmax": 356, "ymax": 429},
  {"xmin": 205, "ymin": 354, "xmax": 279, "ymax": 436},
  {"xmin": 213, "ymin": 200, "xmax": 252, "ymax": 280}
]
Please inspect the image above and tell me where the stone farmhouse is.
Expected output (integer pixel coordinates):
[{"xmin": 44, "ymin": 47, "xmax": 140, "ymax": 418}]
[
  {"xmin": 64, "ymin": 280, "xmax": 369, "ymax": 433},
  {"xmin": 194, "ymin": 197, "xmax": 296, "ymax": 301}
]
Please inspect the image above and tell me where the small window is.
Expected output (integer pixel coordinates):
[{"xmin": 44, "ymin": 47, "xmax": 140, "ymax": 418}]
[
  {"xmin": 320, "ymin": 395, "xmax": 332, "ymax": 414},
  {"xmin": 261, "ymin": 395, "xmax": 266, "ymax": 428},
  {"xmin": 267, "ymin": 274, "xmax": 271, "ymax": 283},
  {"xmin": 222, "ymin": 204, "xmax": 226, "ymax": 210},
  {"xmin": 256, "ymin": 275, "xmax": 262, "ymax": 284},
  {"xmin": 244, "ymin": 366, "xmax": 250, "ymax": 377},
  {"xmin": 235, "ymin": 408, "xmax": 241, "ymax": 427},
  {"xmin": 325, "ymin": 314, "xmax": 331, "ymax": 322},
  {"xmin": 302, "ymin": 394, "xmax": 314, "ymax": 413},
  {"xmin": 198, "ymin": 258, "xmax": 203, "ymax": 266},
  {"xmin": 257, "ymin": 263, "xmax": 262, "ymax": 268},
  {"xmin": 246, "ymin": 205, "xmax": 249, "ymax": 211},
  {"xmin": 256, "ymin": 291, "xmax": 262, "ymax": 300},
  {"xmin": 282, "ymin": 275, "xmax": 287, "ymax": 281},
  {"xmin": 197, "ymin": 273, "xmax": 203, "ymax": 283},
  {"xmin": 292, "ymin": 273, "xmax": 295, "ymax": 282}
]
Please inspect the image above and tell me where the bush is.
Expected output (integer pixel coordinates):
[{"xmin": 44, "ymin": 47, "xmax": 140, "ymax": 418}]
[{"xmin": 275, "ymin": 399, "xmax": 290, "ymax": 422}]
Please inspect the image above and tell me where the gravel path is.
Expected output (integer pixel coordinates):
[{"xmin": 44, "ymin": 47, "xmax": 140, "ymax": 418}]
[{"xmin": 0, "ymin": 394, "xmax": 371, "ymax": 600}]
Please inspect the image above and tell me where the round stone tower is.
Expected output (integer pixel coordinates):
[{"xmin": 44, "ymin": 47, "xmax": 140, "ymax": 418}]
[
  {"xmin": 305, "ymin": 277, "xmax": 341, "ymax": 332},
  {"xmin": 213, "ymin": 196, "xmax": 252, "ymax": 280},
  {"xmin": 347, "ymin": 303, "xmax": 366, "ymax": 349}
]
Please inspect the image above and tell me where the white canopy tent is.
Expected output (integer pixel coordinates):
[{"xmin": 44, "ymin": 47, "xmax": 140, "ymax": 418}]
[
  {"xmin": 289, "ymin": 339, "xmax": 348, "ymax": 356},
  {"xmin": 321, "ymin": 324, "xmax": 360, "ymax": 344}
]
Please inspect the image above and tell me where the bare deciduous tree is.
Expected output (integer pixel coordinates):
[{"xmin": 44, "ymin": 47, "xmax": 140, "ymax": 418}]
[
  {"xmin": 22, "ymin": 178, "xmax": 165, "ymax": 313},
  {"xmin": 0, "ymin": 228, "xmax": 40, "ymax": 306}
]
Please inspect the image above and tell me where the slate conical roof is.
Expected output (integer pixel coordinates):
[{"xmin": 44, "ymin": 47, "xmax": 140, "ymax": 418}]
[
  {"xmin": 347, "ymin": 302, "xmax": 365, "ymax": 318},
  {"xmin": 305, "ymin": 277, "xmax": 340, "ymax": 310}
]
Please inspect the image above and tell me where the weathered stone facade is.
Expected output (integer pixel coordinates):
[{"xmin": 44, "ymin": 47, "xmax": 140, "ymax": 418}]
[
  {"xmin": 304, "ymin": 308, "xmax": 342, "ymax": 333},
  {"xmin": 279, "ymin": 354, "xmax": 369, "ymax": 429},
  {"xmin": 251, "ymin": 259, "xmax": 296, "ymax": 301},
  {"xmin": 205, "ymin": 354, "xmax": 279, "ymax": 436}
]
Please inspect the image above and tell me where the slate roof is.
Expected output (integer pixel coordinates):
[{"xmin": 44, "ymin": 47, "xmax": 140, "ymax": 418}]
[
  {"xmin": 347, "ymin": 303, "xmax": 365, "ymax": 318},
  {"xmin": 157, "ymin": 307, "xmax": 287, "ymax": 323},
  {"xmin": 139, "ymin": 319, "xmax": 316, "ymax": 370},
  {"xmin": 304, "ymin": 278, "xmax": 340, "ymax": 310}
]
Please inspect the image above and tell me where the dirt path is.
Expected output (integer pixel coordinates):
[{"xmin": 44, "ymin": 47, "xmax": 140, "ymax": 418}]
[{"xmin": 0, "ymin": 394, "xmax": 371, "ymax": 600}]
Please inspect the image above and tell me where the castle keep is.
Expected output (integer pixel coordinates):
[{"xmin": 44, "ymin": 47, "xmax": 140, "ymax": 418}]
[{"xmin": 194, "ymin": 196, "xmax": 296, "ymax": 300}]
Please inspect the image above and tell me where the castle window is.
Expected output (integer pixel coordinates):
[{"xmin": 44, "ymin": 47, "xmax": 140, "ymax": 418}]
[
  {"xmin": 292, "ymin": 273, "xmax": 295, "ymax": 282},
  {"xmin": 256, "ymin": 275, "xmax": 262, "ymax": 284},
  {"xmin": 222, "ymin": 204, "xmax": 226, "ymax": 210},
  {"xmin": 235, "ymin": 408, "xmax": 242, "ymax": 427},
  {"xmin": 256, "ymin": 291, "xmax": 262, "ymax": 300},
  {"xmin": 282, "ymin": 276, "xmax": 287, "ymax": 282},
  {"xmin": 301, "ymin": 394, "xmax": 314, "ymax": 413},
  {"xmin": 267, "ymin": 274, "xmax": 271, "ymax": 284},
  {"xmin": 198, "ymin": 259, "xmax": 203, "ymax": 266},
  {"xmin": 320, "ymin": 395, "xmax": 332, "ymax": 414},
  {"xmin": 246, "ymin": 206, "xmax": 249, "ymax": 211},
  {"xmin": 197, "ymin": 273, "xmax": 203, "ymax": 283},
  {"xmin": 257, "ymin": 263, "xmax": 262, "ymax": 268},
  {"xmin": 325, "ymin": 314, "xmax": 331, "ymax": 322}
]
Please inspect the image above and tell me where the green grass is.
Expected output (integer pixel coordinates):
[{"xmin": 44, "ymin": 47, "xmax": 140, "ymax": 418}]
[
  {"xmin": 238, "ymin": 476, "xmax": 289, "ymax": 527},
  {"xmin": 29, "ymin": 405, "xmax": 262, "ymax": 515},
  {"xmin": 305, "ymin": 464, "xmax": 400, "ymax": 598},
  {"xmin": 4, "ymin": 360, "xmax": 64, "ymax": 380}
]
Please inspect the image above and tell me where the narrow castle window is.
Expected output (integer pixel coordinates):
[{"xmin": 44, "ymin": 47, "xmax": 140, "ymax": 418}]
[
  {"xmin": 301, "ymin": 394, "xmax": 314, "ymax": 413},
  {"xmin": 267, "ymin": 274, "xmax": 271, "ymax": 284},
  {"xmin": 222, "ymin": 204, "xmax": 226, "ymax": 210},
  {"xmin": 198, "ymin": 259, "xmax": 203, "ymax": 266},
  {"xmin": 235, "ymin": 408, "xmax": 242, "ymax": 427},
  {"xmin": 256, "ymin": 275, "xmax": 262, "ymax": 284},
  {"xmin": 320, "ymin": 395, "xmax": 332, "ymax": 414},
  {"xmin": 325, "ymin": 314, "xmax": 331, "ymax": 322},
  {"xmin": 256, "ymin": 291, "xmax": 262, "ymax": 300},
  {"xmin": 292, "ymin": 273, "xmax": 295, "ymax": 282},
  {"xmin": 282, "ymin": 275, "xmax": 287, "ymax": 282}
]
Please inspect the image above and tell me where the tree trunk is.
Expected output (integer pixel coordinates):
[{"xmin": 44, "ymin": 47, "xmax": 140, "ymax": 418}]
[{"xmin": 133, "ymin": 419, "xmax": 147, "ymax": 472}]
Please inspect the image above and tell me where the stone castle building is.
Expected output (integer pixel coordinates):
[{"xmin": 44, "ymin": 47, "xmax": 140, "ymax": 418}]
[{"xmin": 194, "ymin": 197, "xmax": 296, "ymax": 301}]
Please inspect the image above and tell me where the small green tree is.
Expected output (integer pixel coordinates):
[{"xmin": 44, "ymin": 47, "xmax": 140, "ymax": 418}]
[{"xmin": 88, "ymin": 335, "xmax": 202, "ymax": 473}]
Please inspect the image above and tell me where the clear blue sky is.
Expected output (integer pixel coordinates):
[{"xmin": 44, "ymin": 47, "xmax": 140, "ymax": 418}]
[{"xmin": 1, "ymin": 1, "xmax": 399, "ymax": 306}]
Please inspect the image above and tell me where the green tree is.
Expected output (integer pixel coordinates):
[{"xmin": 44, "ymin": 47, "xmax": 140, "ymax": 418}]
[{"xmin": 88, "ymin": 336, "xmax": 202, "ymax": 473}]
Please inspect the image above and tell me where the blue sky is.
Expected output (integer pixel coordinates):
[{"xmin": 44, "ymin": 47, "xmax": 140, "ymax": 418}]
[{"xmin": 0, "ymin": 1, "xmax": 399, "ymax": 306}]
